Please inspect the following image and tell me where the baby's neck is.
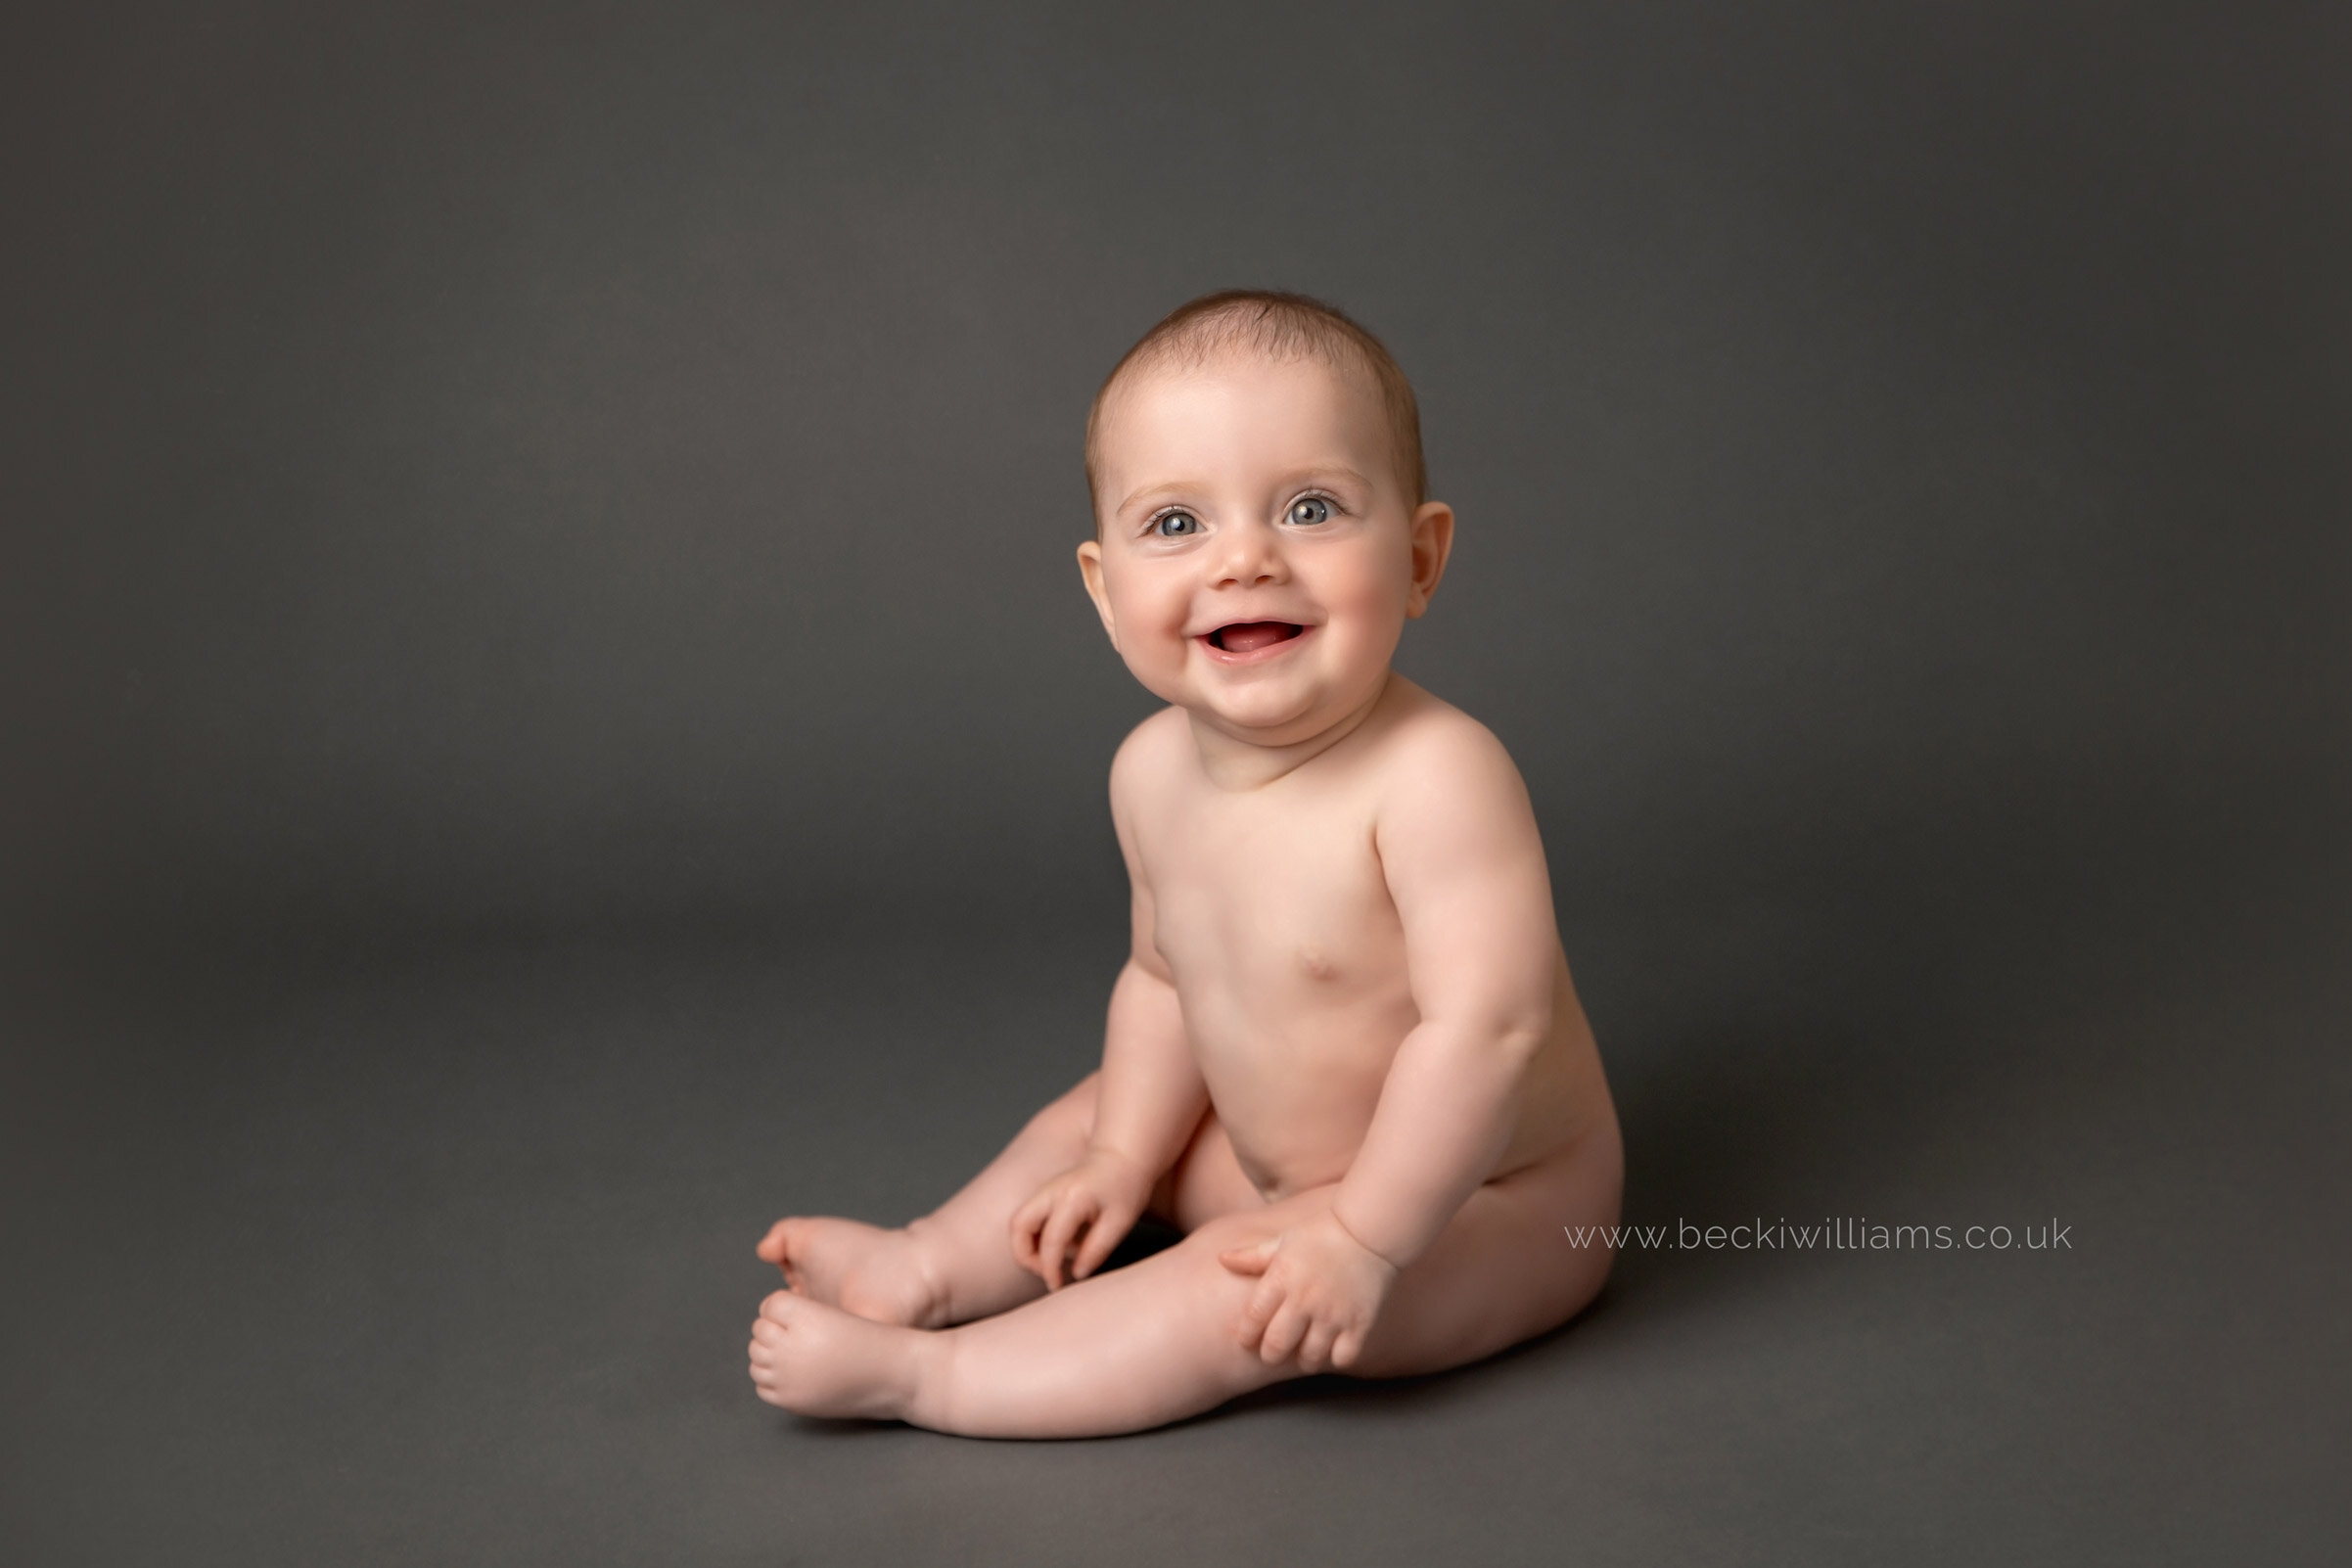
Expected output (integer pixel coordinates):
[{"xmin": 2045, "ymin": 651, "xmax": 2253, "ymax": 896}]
[{"xmin": 1184, "ymin": 671, "xmax": 1399, "ymax": 792}]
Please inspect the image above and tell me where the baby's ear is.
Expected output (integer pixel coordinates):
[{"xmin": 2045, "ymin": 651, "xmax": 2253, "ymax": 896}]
[
  {"xmin": 1405, "ymin": 501, "xmax": 1455, "ymax": 619},
  {"xmin": 1075, "ymin": 539, "xmax": 1120, "ymax": 648}
]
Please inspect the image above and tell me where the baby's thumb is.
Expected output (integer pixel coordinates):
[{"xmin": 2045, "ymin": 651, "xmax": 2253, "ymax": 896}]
[{"xmin": 1218, "ymin": 1237, "xmax": 1279, "ymax": 1275}]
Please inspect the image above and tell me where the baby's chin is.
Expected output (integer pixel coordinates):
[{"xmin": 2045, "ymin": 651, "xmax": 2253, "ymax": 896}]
[{"xmin": 1181, "ymin": 676, "xmax": 1387, "ymax": 748}]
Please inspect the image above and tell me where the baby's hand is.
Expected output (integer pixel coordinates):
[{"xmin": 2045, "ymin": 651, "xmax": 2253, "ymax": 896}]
[
  {"xmin": 1219, "ymin": 1210, "xmax": 1401, "ymax": 1372},
  {"xmin": 1010, "ymin": 1149, "xmax": 1153, "ymax": 1290}
]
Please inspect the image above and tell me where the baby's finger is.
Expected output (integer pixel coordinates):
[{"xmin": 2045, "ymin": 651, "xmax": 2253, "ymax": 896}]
[
  {"xmin": 1038, "ymin": 1193, "xmax": 1094, "ymax": 1291},
  {"xmin": 1330, "ymin": 1327, "xmax": 1365, "ymax": 1371},
  {"xmin": 1234, "ymin": 1278, "xmax": 1278, "ymax": 1349},
  {"xmin": 1011, "ymin": 1181, "xmax": 1074, "ymax": 1273},
  {"xmin": 1071, "ymin": 1200, "xmax": 1130, "ymax": 1281},
  {"xmin": 1008, "ymin": 1193, "xmax": 1049, "ymax": 1273},
  {"xmin": 1297, "ymin": 1319, "xmax": 1339, "ymax": 1374},
  {"xmin": 1217, "ymin": 1237, "xmax": 1277, "ymax": 1276},
  {"xmin": 1258, "ymin": 1299, "xmax": 1308, "ymax": 1365}
]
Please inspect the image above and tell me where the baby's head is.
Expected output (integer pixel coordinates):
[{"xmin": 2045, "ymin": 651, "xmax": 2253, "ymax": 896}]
[{"xmin": 1077, "ymin": 292, "xmax": 1453, "ymax": 749}]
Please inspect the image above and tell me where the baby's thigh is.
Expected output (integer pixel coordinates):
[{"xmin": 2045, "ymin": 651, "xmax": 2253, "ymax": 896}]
[
  {"xmin": 1148, "ymin": 1109, "xmax": 1268, "ymax": 1232},
  {"xmin": 1351, "ymin": 1122, "xmax": 1625, "ymax": 1380}
]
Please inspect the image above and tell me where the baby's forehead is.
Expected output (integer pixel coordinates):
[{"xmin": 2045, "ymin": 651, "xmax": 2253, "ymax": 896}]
[
  {"xmin": 1096, "ymin": 348, "xmax": 1392, "ymax": 473},
  {"xmin": 1109, "ymin": 341, "xmax": 1374, "ymax": 410},
  {"xmin": 1096, "ymin": 352, "xmax": 1388, "ymax": 497}
]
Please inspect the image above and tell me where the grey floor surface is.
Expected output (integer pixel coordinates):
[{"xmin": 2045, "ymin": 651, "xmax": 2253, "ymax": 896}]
[{"xmin": 4, "ymin": 843, "xmax": 2345, "ymax": 1567}]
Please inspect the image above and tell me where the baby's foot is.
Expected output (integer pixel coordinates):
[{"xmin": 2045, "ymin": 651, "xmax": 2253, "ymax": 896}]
[
  {"xmin": 747, "ymin": 1289, "xmax": 937, "ymax": 1423},
  {"xmin": 756, "ymin": 1216, "xmax": 951, "ymax": 1328}
]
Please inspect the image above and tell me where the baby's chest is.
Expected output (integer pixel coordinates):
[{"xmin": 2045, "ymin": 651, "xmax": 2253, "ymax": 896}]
[{"xmin": 1143, "ymin": 807, "xmax": 1403, "ymax": 991}]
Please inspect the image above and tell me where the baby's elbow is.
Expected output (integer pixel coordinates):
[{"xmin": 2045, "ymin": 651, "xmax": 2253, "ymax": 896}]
[
  {"xmin": 1419, "ymin": 997, "xmax": 1552, "ymax": 1078},
  {"xmin": 1483, "ymin": 1005, "xmax": 1552, "ymax": 1076}
]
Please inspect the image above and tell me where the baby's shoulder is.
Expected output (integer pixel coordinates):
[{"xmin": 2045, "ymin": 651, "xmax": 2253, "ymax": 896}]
[
  {"xmin": 1373, "ymin": 680, "xmax": 1522, "ymax": 776},
  {"xmin": 1364, "ymin": 682, "xmax": 1533, "ymax": 819},
  {"xmin": 1106, "ymin": 706, "xmax": 1192, "ymax": 808}
]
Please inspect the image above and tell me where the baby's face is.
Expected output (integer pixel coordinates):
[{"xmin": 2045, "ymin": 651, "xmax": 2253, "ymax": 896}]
[{"xmin": 1078, "ymin": 353, "xmax": 1452, "ymax": 749}]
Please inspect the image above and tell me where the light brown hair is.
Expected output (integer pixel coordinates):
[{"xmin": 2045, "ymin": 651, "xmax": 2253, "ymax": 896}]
[{"xmin": 1084, "ymin": 290, "xmax": 1426, "ymax": 514}]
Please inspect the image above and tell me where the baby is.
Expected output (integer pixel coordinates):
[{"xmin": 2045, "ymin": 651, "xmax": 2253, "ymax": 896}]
[{"xmin": 750, "ymin": 292, "xmax": 1623, "ymax": 1438}]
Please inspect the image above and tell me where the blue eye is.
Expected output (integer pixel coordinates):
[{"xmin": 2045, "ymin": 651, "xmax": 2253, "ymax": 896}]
[
  {"xmin": 1287, "ymin": 496, "xmax": 1332, "ymax": 526},
  {"xmin": 1152, "ymin": 510, "xmax": 1200, "ymax": 537}
]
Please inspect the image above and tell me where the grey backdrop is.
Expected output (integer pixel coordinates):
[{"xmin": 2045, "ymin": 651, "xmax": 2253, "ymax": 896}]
[{"xmin": 4, "ymin": 3, "xmax": 2346, "ymax": 1565}]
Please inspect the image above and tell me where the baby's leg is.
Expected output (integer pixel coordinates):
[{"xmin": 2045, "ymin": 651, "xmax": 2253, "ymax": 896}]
[
  {"xmin": 758, "ymin": 1072, "xmax": 1258, "ymax": 1328},
  {"xmin": 749, "ymin": 1119, "xmax": 1622, "ymax": 1437},
  {"xmin": 751, "ymin": 1206, "xmax": 1294, "ymax": 1436}
]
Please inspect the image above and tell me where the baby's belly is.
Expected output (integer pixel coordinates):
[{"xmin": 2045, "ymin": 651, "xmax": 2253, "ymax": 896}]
[
  {"xmin": 1180, "ymin": 955, "xmax": 1610, "ymax": 1200},
  {"xmin": 1181, "ymin": 990, "xmax": 1415, "ymax": 1199}
]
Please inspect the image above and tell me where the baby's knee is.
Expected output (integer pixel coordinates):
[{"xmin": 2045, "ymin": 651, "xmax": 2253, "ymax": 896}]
[{"xmin": 1176, "ymin": 1214, "xmax": 1286, "ymax": 1304}]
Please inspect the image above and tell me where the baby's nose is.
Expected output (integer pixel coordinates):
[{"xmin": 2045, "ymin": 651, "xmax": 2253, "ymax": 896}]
[{"xmin": 1211, "ymin": 521, "xmax": 1286, "ymax": 585}]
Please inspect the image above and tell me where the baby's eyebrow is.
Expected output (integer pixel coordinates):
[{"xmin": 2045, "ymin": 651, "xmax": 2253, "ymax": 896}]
[
  {"xmin": 1285, "ymin": 466, "xmax": 1377, "ymax": 493},
  {"xmin": 1114, "ymin": 468, "xmax": 1377, "ymax": 515},
  {"xmin": 1115, "ymin": 481, "xmax": 1209, "ymax": 515}
]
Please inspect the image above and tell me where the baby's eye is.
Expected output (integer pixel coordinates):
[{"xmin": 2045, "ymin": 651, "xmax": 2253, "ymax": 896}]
[
  {"xmin": 1151, "ymin": 510, "xmax": 1200, "ymax": 538},
  {"xmin": 1287, "ymin": 496, "xmax": 1333, "ymax": 527}
]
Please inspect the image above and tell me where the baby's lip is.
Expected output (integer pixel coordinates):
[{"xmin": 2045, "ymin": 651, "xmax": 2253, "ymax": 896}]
[{"xmin": 1198, "ymin": 620, "xmax": 1313, "ymax": 661}]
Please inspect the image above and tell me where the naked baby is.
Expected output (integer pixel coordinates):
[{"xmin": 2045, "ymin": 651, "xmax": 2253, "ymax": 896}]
[{"xmin": 749, "ymin": 291, "xmax": 1622, "ymax": 1438}]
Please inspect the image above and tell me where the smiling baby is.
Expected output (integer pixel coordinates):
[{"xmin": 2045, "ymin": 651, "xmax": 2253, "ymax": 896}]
[{"xmin": 749, "ymin": 291, "xmax": 1623, "ymax": 1438}]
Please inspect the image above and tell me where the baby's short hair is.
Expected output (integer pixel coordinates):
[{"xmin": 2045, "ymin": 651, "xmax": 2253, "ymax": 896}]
[{"xmin": 1085, "ymin": 290, "xmax": 1426, "ymax": 511}]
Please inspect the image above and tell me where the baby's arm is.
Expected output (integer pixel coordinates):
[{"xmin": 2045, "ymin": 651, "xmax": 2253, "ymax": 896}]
[
  {"xmin": 1223, "ymin": 720, "xmax": 1558, "ymax": 1369},
  {"xmin": 1011, "ymin": 742, "xmax": 1208, "ymax": 1288}
]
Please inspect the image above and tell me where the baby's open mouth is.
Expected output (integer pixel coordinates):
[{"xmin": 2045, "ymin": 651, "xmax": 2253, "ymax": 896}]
[{"xmin": 1207, "ymin": 622, "xmax": 1306, "ymax": 654}]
